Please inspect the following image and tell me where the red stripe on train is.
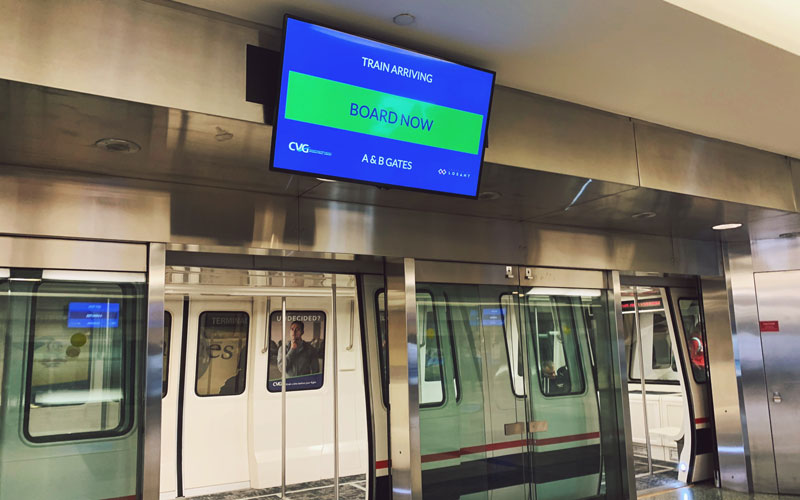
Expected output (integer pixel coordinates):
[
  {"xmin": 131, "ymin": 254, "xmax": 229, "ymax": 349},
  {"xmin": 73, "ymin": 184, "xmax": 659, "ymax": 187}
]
[
  {"xmin": 377, "ymin": 431, "xmax": 601, "ymax": 468},
  {"xmin": 695, "ymin": 417, "xmax": 710, "ymax": 424}
]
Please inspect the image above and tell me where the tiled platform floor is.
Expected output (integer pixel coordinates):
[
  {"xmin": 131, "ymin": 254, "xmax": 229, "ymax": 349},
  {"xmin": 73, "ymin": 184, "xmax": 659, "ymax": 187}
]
[
  {"xmin": 188, "ymin": 475, "xmax": 366, "ymax": 500},
  {"xmin": 641, "ymin": 482, "xmax": 796, "ymax": 500}
]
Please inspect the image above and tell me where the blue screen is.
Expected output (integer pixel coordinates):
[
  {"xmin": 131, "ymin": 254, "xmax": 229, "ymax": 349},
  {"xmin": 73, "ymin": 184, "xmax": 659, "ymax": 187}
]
[
  {"xmin": 68, "ymin": 302, "xmax": 120, "ymax": 328},
  {"xmin": 271, "ymin": 17, "xmax": 495, "ymax": 197}
]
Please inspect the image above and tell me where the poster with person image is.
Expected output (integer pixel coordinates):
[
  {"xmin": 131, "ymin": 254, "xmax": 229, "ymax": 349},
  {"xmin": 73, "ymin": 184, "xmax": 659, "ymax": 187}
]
[{"xmin": 267, "ymin": 310, "xmax": 326, "ymax": 392}]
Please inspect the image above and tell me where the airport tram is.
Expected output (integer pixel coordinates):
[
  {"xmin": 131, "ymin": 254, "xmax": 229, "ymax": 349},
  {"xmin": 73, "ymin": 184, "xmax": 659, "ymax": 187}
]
[
  {"xmin": 0, "ymin": 262, "xmax": 714, "ymax": 500},
  {"xmin": 148, "ymin": 267, "xmax": 711, "ymax": 499}
]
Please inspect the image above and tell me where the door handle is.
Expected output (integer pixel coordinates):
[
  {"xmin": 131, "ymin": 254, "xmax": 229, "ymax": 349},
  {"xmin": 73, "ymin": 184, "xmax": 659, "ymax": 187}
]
[
  {"xmin": 773, "ymin": 392, "xmax": 783, "ymax": 404},
  {"xmin": 504, "ymin": 421, "xmax": 549, "ymax": 436}
]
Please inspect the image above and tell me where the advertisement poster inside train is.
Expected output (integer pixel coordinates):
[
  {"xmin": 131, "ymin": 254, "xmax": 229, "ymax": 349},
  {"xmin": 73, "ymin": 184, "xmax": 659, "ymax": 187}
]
[
  {"xmin": 268, "ymin": 310, "xmax": 327, "ymax": 391},
  {"xmin": 271, "ymin": 16, "xmax": 495, "ymax": 197}
]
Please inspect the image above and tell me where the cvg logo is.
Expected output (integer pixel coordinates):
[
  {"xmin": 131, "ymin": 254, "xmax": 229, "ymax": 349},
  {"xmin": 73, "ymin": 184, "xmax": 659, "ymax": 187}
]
[{"xmin": 288, "ymin": 141, "xmax": 309, "ymax": 153}]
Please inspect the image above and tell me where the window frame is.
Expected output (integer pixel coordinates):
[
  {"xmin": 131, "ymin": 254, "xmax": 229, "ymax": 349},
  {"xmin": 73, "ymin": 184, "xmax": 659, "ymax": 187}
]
[
  {"xmin": 678, "ymin": 297, "xmax": 708, "ymax": 384},
  {"xmin": 23, "ymin": 281, "xmax": 139, "ymax": 444},
  {"xmin": 162, "ymin": 310, "xmax": 172, "ymax": 398},
  {"xmin": 626, "ymin": 309, "xmax": 681, "ymax": 386},
  {"xmin": 194, "ymin": 310, "xmax": 250, "ymax": 398},
  {"xmin": 374, "ymin": 289, "xmax": 448, "ymax": 409},
  {"xmin": 499, "ymin": 293, "xmax": 526, "ymax": 398},
  {"xmin": 266, "ymin": 309, "xmax": 327, "ymax": 393},
  {"xmin": 526, "ymin": 295, "xmax": 587, "ymax": 398},
  {"xmin": 442, "ymin": 292, "xmax": 462, "ymax": 403}
]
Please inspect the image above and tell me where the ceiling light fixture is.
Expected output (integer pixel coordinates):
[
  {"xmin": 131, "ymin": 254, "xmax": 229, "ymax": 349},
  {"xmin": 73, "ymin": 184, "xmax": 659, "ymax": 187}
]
[
  {"xmin": 712, "ymin": 223, "xmax": 743, "ymax": 231},
  {"xmin": 316, "ymin": 178, "xmax": 337, "ymax": 183},
  {"xmin": 631, "ymin": 211, "xmax": 657, "ymax": 219},
  {"xmin": 393, "ymin": 13, "xmax": 416, "ymax": 26},
  {"xmin": 95, "ymin": 138, "xmax": 141, "ymax": 154},
  {"xmin": 478, "ymin": 191, "xmax": 501, "ymax": 200}
]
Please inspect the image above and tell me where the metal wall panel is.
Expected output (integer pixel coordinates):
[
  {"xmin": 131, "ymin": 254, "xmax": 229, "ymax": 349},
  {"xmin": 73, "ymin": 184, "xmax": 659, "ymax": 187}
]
[
  {"xmin": 635, "ymin": 121, "xmax": 796, "ymax": 211},
  {"xmin": 751, "ymin": 237, "xmax": 800, "ymax": 273},
  {"xmin": 297, "ymin": 198, "xmax": 526, "ymax": 264},
  {"xmin": 0, "ymin": 236, "xmax": 146, "ymax": 272},
  {"xmin": 0, "ymin": 164, "xmax": 171, "ymax": 242},
  {"xmin": 722, "ymin": 241, "xmax": 778, "ymax": 493},
  {"xmin": 484, "ymin": 86, "xmax": 640, "ymax": 186},
  {"xmin": 0, "ymin": 0, "xmax": 268, "ymax": 123},
  {"xmin": 753, "ymin": 271, "xmax": 800, "ymax": 494},
  {"xmin": 701, "ymin": 275, "xmax": 749, "ymax": 492}
]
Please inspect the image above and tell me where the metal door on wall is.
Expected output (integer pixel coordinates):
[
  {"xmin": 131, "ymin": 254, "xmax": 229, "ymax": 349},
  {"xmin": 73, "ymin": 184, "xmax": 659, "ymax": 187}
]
[{"xmin": 754, "ymin": 271, "xmax": 800, "ymax": 495}]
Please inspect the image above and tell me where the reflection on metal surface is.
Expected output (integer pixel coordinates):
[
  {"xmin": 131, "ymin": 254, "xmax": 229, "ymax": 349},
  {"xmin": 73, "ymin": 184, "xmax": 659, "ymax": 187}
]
[
  {"xmin": 485, "ymin": 86, "xmax": 639, "ymax": 185},
  {"xmin": 386, "ymin": 258, "xmax": 421, "ymax": 500},
  {"xmin": 703, "ymin": 277, "xmax": 749, "ymax": 492},
  {"xmin": 635, "ymin": 121, "xmax": 795, "ymax": 211},
  {"xmin": 722, "ymin": 242, "xmax": 777, "ymax": 493},
  {"xmin": 0, "ymin": 236, "xmax": 147, "ymax": 272},
  {"xmin": 143, "ymin": 243, "xmax": 166, "ymax": 500}
]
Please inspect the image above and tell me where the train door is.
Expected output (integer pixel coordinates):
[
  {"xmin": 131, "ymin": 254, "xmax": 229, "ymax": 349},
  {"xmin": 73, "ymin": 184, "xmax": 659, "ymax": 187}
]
[
  {"xmin": 182, "ymin": 297, "xmax": 253, "ymax": 495},
  {"xmin": 0, "ymin": 238, "xmax": 152, "ymax": 500},
  {"xmin": 621, "ymin": 281, "xmax": 713, "ymax": 495}
]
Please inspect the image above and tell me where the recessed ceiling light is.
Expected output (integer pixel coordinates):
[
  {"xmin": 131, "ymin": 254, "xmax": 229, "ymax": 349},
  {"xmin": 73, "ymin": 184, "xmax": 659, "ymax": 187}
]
[
  {"xmin": 712, "ymin": 223, "xmax": 743, "ymax": 231},
  {"xmin": 95, "ymin": 138, "xmax": 141, "ymax": 154},
  {"xmin": 631, "ymin": 211, "xmax": 657, "ymax": 219},
  {"xmin": 779, "ymin": 231, "xmax": 800, "ymax": 238},
  {"xmin": 393, "ymin": 13, "xmax": 416, "ymax": 26},
  {"xmin": 316, "ymin": 178, "xmax": 337, "ymax": 183}
]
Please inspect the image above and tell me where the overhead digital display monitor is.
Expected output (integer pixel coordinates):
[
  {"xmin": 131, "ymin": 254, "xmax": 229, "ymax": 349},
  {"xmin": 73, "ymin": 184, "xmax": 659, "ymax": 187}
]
[
  {"xmin": 68, "ymin": 302, "xmax": 120, "ymax": 328},
  {"xmin": 271, "ymin": 16, "xmax": 496, "ymax": 197}
]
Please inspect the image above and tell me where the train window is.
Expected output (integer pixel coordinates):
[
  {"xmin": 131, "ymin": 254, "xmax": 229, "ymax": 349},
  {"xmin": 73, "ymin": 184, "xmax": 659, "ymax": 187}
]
[
  {"xmin": 500, "ymin": 294, "xmax": 526, "ymax": 397},
  {"xmin": 24, "ymin": 281, "xmax": 140, "ymax": 442},
  {"xmin": 162, "ymin": 311, "xmax": 172, "ymax": 397},
  {"xmin": 678, "ymin": 299, "xmax": 707, "ymax": 383},
  {"xmin": 195, "ymin": 311, "xmax": 249, "ymax": 397},
  {"xmin": 267, "ymin": 311, "xmax": 326, "ymax": 392},
  {"xmin": 375, "ymin": 291, "xmax": 446, "ymax": 407},
  {"xmin": 527, "ymin": 295, "xmax": 586, "ymax": 396},
  {"xmin": 628, "ymin": 311, "xmax": 680, "ymax": 383}
]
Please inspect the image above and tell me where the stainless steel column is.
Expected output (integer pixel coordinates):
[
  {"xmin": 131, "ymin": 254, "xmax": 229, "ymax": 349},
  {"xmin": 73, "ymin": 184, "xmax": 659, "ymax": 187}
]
[
  {"xmin": 720, "ymin": 241, "xmax": 778, "ymax": 493},
  {"xmin": 610, "ymin": 272, "xmax": 636, "ymax": 498},
  {"xmin": 386, "ymin": 258, "xmax": 422, "ymax": 500},
  {"xmin": 142, "ymin": 243, "xmax": 165, "ymax": 500},
  {"xmin": 281, "ymin": 297, "xmax": 287, "ymax": 499},
  {"xmin": 633, "ymin": 286, "xmax": 654, "ymax": 476},
  {"xmin": 332, "ymin": 282, "xmax": 340, "ymax": 500}
]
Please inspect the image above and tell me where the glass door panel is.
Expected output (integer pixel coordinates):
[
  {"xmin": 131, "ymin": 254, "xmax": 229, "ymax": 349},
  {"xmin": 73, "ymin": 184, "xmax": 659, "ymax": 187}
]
[
  {"xmin": 519, "ymin": 288, "xmax": 607, "ymax": 500},
  {"xmin": 0, "ymin": 271, "xmax": 145, "ymax": 500}
]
